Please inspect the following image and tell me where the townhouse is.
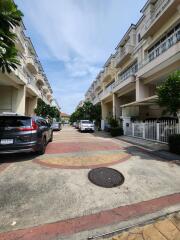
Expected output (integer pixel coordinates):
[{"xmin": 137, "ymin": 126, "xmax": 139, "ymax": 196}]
[
  {"xmin": 85, "ymin": 0, "xmax": 180, "ymax": 133},
  {"xmin": 76, "ymin": 100, "xmax": 85, "ymax": 110},
  {"xmin": 0, "ymin": 22, "xmax": 54, "ymax": 116}
]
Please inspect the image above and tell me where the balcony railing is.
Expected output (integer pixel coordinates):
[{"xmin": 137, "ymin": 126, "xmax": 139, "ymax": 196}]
[
  {"xmin": 94, "ymin": 79, "xmax": 101, "ymax": 90},
  {"xmin": 143, "ymin": 0, "xmax": 173, "ymax": 34},
  {"xmin": 98, "ymin": 91, "xmax": 103, "ymax": 100},
  {"xmin": 139, "ymin": 28, "xmax": 180, "ymax": 69},
  {"xmin": 13, "ymin": 66, "xmax": 27, "ymax": 84},
  {"xmin": 115, "ymin": 44, "xmax": 134, "ymax": 67},
  {"xmin": 27, "ymin": 75, "xmax": 41, "ymax": 96},
  {"xmin": 36, "ymin": 73, "xmax": 45, "ymax": 85},
  {"xmin": 113, "ymin": 62, "xmax": 138, "ymax": 89},
  {"xmin": 26, "ymin": 56, "xmax": 39, "ymax": 74},
  {"xmin": 93, "ymin": 96, "xmax": 100, "ymax": 105}
]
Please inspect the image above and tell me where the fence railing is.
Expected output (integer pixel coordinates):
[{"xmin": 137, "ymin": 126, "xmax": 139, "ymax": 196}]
[{"xmin": 125, "ymin": 120, "xmax": 180, "ymax": 143}]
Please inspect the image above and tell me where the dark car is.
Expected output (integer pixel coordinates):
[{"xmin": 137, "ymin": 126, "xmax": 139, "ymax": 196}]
[{"xmin": 0, "ymin": 113, "xmax": 53, "ymax": 154}]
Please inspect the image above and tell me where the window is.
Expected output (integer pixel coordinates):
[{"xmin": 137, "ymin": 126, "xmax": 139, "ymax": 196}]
[
  {"xmin": 138, "ymin": 33, "xmax": 141, "ymax": 43},
  {"xmin": 0, "ymin": 116, "xmax": 31, "ymax": 127}
]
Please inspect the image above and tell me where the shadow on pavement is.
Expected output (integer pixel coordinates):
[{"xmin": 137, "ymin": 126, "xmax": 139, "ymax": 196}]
[
  {"xmin": 91, "ymin": 131, "xmax": 180, "ymax": 166},
  {"xmin": 0, "ymin": 152, "xmax": 38, "ymax": 164}
]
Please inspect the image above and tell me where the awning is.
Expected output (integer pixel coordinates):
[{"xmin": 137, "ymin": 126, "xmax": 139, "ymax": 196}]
[{"xmin": 121, "ymin": 95, "xmax": 158, "ymax": 108}]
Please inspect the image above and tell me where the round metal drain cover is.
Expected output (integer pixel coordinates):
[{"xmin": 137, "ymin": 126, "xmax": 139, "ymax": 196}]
[{"xmin": 88, "ymin": 167, "xmax": 124, "ymax": 188}]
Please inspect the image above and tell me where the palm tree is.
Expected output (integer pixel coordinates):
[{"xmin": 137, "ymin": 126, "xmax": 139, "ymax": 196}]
[{"xmin": 0, "ymin": 0, "xmax": 23, "ymax": 73}]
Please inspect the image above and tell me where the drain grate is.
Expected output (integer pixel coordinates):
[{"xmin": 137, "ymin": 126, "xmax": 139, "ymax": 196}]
[{"xmin": 88, "ymin": 167, "xmax": 124, "ymax": 188}]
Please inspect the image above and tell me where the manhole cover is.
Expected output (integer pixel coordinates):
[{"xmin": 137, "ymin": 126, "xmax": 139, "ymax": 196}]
[{"xmin": 88, "ymin": 167, "xmax": 124, "ymax": 188}]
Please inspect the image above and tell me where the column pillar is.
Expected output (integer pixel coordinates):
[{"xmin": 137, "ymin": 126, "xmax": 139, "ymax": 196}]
[
  {"xmin": 113, "ymin": 93, "xmax": 121, "ymax": 119},
  {"xmin": 136, "ymin": 77, "xmax": 149, "ymax": 101},
  {"xmin": 28, "ymin": 97, "xmax": 38, "ymax": 116},
  {"xmin": 12, "ymin": 85, "xmax": 26, "ymax": 115},
  {"xmin": 101, "ymin": 101, "xmax": 108, "ymax": 130}
]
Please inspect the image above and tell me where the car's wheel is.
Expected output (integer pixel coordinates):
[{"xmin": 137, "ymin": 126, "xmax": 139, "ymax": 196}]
[
  {"xmin": 49, "ymin": 132, "xmax": 53, "ymax": 142},
  {"xmin": 38, "ymin": 137, "xmax": 47, "ymax": 155}
]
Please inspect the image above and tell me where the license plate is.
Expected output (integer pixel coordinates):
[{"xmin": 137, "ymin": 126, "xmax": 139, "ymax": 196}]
[{"xmin": 0, "ymin": 139, "xmax": 14, "ymax": 145}]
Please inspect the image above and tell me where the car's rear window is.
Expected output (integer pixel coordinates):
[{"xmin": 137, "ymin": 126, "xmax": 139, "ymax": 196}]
[
  {"xmin": 81, "ymin": 120, "xmax": 91, "ymax": 124},
  {"xmin": 0, "ymin": 116, "xmax": 31, "ymax": 127}
]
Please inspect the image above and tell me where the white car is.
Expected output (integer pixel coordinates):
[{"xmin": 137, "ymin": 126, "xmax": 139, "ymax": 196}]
[{"xmin": 79, "ymin": 120, "xmax": 95, "ymax": 132}]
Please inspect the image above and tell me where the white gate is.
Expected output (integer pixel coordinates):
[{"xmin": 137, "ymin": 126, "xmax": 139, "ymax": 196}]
[{"xmin": 124, "ymin": 120, "xmax": 179, "ymax": 143}]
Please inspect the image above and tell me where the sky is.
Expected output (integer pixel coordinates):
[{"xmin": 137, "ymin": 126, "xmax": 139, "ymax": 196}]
[{"xmin": 15, "ymin": 0, "xmax": 146, "ymax": 114}]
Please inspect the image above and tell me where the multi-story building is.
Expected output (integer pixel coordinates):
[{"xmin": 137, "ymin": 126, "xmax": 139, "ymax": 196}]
[
  {"xmin": 0, "ymin": 22, "xmax": 54, "ymax": 116},
  {"xmin": 76, "ymin": 100, "xmax": 85, "ymax": 110},
  {"xmin": 85, "ymin": 0, "xmax": 180, "ymax": 130}
]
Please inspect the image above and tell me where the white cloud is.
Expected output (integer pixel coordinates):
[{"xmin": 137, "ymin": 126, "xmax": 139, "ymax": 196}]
[
  {"xmin": 15, "ymin": 0, "xmax": 146, "ymax": 113},
  {"xmin": 65, "ymin": 57, "xmax": 100, "ymax": 78}
]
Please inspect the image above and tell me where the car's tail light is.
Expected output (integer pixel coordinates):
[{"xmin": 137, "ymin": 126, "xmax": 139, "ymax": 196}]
[
  {"xmin": 18, "ymin": 120, "xmax": 38, "ymax": 131},
  {"xmin": 31, "ymin": 120, "xmax": 38, "ymax": 130}
]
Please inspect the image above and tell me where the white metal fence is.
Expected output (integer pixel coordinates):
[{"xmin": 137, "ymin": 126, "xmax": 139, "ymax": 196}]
[{"xmin": 125, "ymin": 120, "xmax": 180, "ymax": 143}]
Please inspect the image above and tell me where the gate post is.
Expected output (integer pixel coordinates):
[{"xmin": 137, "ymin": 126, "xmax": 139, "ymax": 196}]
[
  {"xmin": 132, "ymin": 123, "xmax": 135, "ymax": 137},
  {"xmin": 177, "ymin": 111, "xmax": 180, "ymax": 134},
  {"xmin": 142, "ymin": 123, "xmax": 145, "ymax": 139},
  {"xmin": 157, "ymin": 123, "xmax": 160, "ymax": 141}
]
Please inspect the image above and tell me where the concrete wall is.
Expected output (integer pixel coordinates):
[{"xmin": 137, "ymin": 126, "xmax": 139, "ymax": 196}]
[{"xmin": 0, "ymin": 86, "xmax": 13, "ymax": 113}]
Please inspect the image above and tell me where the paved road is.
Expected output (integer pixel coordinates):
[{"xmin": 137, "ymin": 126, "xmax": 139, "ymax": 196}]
[{"xmin": 0, "ymin": 126, "xmax": 180, "ymax": 240}]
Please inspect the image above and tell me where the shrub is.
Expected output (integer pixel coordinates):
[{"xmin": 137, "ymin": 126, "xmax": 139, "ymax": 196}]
[
  {"xmin": 110, "ymin": 127, "xmax": 124, "ymax": 137},
  {"xmin": 108, "ymin": 117, "xmax": 119, "ymax": 128},
  {"xmin": 168, "ymin": 134, "xmax": 180, "ymax": 154}
]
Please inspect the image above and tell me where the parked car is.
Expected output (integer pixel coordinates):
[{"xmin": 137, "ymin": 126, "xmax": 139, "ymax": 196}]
[
  {"xmin": 51, "ymin": 122, "xmax": 61, "ymax": 131},
  {"xmin": 79, "ymin": 120, "xmax": 95, "ymax": 132},
  {"xmin": 0, "ymin": 113, "xmax": 53, "ymax": 154},
  {"xmin": 75, "ymin": 121, "xmax": 80, "ymax": 129}
]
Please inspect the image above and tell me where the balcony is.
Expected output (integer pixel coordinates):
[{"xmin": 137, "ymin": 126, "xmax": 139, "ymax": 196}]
[
  {"xmin": 12, "ymin": 27, "xmax": 25, "ymax": 53},
  {"xmin": 94, "ymin": 79, "xmax": 102, "ymax": 91},
  {"xmin": 42, "ymin": 85, "xmax": 49, "ymax": 94},
  {"xmin": 42, "ymin": 95, "xmax": 51, "ymax": 105},
  {"xmin": 27, "ymin": 76, "xmax": 40, "ymax": 97},
  {"xmin": 101, "ymin": 83, "xmax": 114, "ymax": 100},
  {"xmin": 47, "ymin": 93, "xmax": 53, "ymax": 102},
  {"xmin": 12, "ymin": 66, "xmax": 27, "ymax": 85},
  {"xmin": 93, "ymin": 96, "xmax": 101, "ymax": 105},
  {"xmin": 138, "ymin": 28, "xmax": 180, "ymax": 77},
  {"xmin": 36, "ymin": 73, "xmax": 45, "ymax": 86},
  {"xmin": 142, "ymin": 0, "xmax": 177, "ymax": 37},
  {"xmin": 112, "ymin": 74, "xmax": 136, "ymax": 93},
  {"xmin": 102, "ymin": 59, "xmax": 115, "ymax": 83},
  {"xmin": 115, "ymin": 44, "xmax": 134, "ymax": 68},
  {"xmin": 26, "ymin": 56, "xmax": 38, "ymax": 74}
]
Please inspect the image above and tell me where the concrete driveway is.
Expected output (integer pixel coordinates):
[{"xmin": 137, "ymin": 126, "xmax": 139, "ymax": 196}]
[{"xmin": 0, "ymin": 126, "xmax": 180, "ymax": 240}]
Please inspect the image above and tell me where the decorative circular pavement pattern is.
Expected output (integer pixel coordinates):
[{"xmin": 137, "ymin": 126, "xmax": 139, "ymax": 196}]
[
  {"xmin": 88, "ymin": 167, "xmax": 125, "ymax": 188},
  {"xmin": 35, "ymin": 141, "xmax": 131, "ymax": 169}
]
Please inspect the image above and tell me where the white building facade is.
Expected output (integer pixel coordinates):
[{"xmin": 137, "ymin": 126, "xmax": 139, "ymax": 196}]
[
  {"xmin": 0, "ymin": 23, "xmax": 54, "ymax": 116},
  {"xmin": 84, "ymin": 0, "xmax": 180, "ymax": 141}
]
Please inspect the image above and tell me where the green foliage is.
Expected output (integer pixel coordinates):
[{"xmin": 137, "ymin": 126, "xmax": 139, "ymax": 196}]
[
  {"xmin": 0, "ymin": 0, "xmax": 23, "ymax": 73},
  {"xmin": 168, "ymin": 134, "xmax": 180, "ymax": 155},
  {"xmin": 110, "ymin": 127, "xmax": 124, "ymax": 137},
  {"xmin": 34, "ymin": 99, "xmax": 60, "ymax": 121},
  {"xmin": 108, "ymin": 117, "xmax": 119, "ymax": 128},
  {"xmin": 70, "ymin": 101, "xmax": 101, "ymax": 126},
  {"xmin": 156, "ymin": 71, "xmax": 180, "ymax": 116}
]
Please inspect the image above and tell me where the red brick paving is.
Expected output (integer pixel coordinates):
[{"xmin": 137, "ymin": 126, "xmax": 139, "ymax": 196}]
[
  {"xmin": 45, "ymin": 142, "xmax": 122, "ymax": 154},
  {"xmin": 35, "ymin": 154, "xmax": 130, "ymax": 169},
  {"xmin": 0, "ymin": 163, "xmax": 10, "ymax": 173},
  {"xmin": 0, "ymin": 193, "xmax": 180, "ymax": 240}
]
